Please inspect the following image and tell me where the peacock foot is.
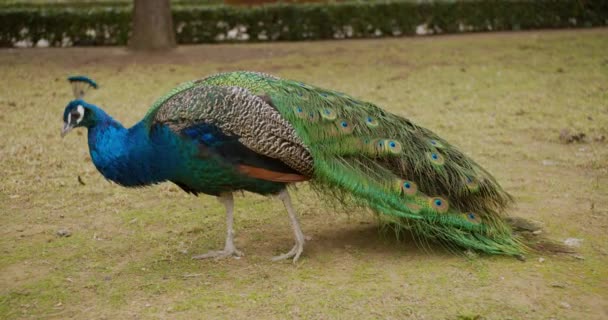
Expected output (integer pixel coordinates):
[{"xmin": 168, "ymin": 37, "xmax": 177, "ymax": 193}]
[
  {"xmin": 272, "ymin": 242, "xmax": 304, "ymax": 263},
  {"xmin": 192, "ymin": 247, "xmax": 243, "ymax": 260}
]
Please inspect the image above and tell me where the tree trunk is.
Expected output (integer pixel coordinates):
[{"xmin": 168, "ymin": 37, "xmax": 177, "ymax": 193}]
[{"xmin": 129, "ymin": 0, "xmax": 176, "ymax": 51}]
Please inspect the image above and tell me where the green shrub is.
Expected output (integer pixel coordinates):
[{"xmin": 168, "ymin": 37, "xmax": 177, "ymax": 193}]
[
  {"xmin": 0, "ymin": 7, "xmax": 130, "ymax": 46},
  {"xmin": 0, "ymin": 0, "xmax": 606, "ymax": 47}
]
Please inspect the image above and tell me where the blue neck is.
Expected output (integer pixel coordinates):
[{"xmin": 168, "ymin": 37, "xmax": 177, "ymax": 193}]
[{"xmin": 87, "ymin": 110, "xmax": 175, "ymax": 187}]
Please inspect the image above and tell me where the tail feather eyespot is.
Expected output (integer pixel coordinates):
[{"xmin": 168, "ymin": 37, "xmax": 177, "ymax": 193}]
[
  {"xmin": 362, "ymin": 138, "xmax": 377, "ymax": 153},
  {"xmin": 335, "ymin": 119, "xmax": 354, "ymax": 134},
  {"xmin": 365, "ymin": 116, "xmax": 379, "ymax": 128},
  {"xmin": 465, "ymin": 176, "xmax": 480, "ymax": 192},
  {"xmin": 462, "ymin": 212, "xmax": 482, "ymax": 224},
  {"xmin": 429, "ymin": 139, "xmax": 445, "ymax": 148},
  {"xmin": 320, "ymin": 108, "xmax": 337, "ymax": 121},
  {"xmin": 295, "ymin": 89, "xmax": 309, "ymax": 100},
  {"xmin": 427, "ymin": 151, "xmax": 445, "ymax": 165},
  {"xmin": 293, "ymin": 106, "xmax": 306, "ymax": 119},
  {"xmin": 386, "ymin": 140, "xmax": 402, "ymax": 154},
  {"xmin": 401, "ymin": 180, "xmax": 418, "ymax": 195},
  {"xmin": 307, "ymin": 111, "xmax": 319, "ymax": 122},
  {"xmin": 375, "ymin": 139, "xmax": 402, "ymax": 154},
  {"xmin": 429, "ymin": 197, "xmax": 449, "ymax": 213}
]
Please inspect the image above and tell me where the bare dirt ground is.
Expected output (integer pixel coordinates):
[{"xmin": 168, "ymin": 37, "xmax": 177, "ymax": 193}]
[{"xmin": 1, "ymin": 28, "xmax": 607, "ymax": 319}]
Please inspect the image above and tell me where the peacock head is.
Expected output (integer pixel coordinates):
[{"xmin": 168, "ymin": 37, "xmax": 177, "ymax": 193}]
[
  {"xmin": 62, "ymin": 75, "xmax": 99, "ymax": 137},
  {"xmin": 61, "ymin": 100, "xmax": 98, "ymax": 137}
]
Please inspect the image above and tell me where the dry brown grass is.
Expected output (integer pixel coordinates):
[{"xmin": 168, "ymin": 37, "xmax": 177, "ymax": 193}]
[{"xmin": 1, "ymin": 29, "xmax": 607, "ymax": 319}]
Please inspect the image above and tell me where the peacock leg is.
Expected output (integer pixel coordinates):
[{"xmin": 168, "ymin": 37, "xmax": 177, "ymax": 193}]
[
  {"xmin": 272, "ymin": 189, "xmax": 305, "ymax": 263},
  {"xmin": 192, "ymin": 192, "xmax": 244, "ymax": 260}
]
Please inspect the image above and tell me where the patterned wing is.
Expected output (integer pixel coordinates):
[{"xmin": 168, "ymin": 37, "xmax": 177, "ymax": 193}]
[{"xmin": 151, "ymin": 84, "xmax": 314, "ymax": 178}]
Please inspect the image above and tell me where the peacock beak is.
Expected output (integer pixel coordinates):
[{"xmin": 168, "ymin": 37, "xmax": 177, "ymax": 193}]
[{"xmin": 61, "ymin": 122, "xmax": 73, "ymax": 138}]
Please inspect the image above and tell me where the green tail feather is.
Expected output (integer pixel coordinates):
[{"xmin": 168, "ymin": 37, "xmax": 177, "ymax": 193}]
[
  {"xmin": 195, "ymin": 71, "xmax": 525, "ymax": 256},
  {"xmin": 311, "ymin": 156, "xmax": 524, "ymax": 256}
]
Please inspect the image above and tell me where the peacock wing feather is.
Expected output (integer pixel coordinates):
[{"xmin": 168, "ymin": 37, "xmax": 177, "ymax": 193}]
[
  {"xmin": 197, "ymin": 71, "xmax": 522, "ymax": 255},
  {"xmin": 147, "ymin": 81, "xmax": 314, "ymax": 185}
]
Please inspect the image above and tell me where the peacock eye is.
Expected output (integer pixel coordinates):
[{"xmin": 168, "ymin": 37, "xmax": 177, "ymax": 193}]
[{"xmin": 71, "ymin": 111, "xmax": 80, "ymax": 120}]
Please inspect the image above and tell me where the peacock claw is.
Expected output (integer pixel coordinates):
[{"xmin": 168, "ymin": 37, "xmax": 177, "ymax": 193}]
[
  {"xmin": 192, "ymin": 248, "xmax": 243, "ymax": 260},
  {"xmin": 272, "ymin": 189, "xmax": 306, "ymax": 263},
  {"xmin": 272, "ymin": 243, "xmax": 304, "ymax": 263},
  {"xmin": 193, "ymin": 192, "xmax": 244, "ymax": 261}
]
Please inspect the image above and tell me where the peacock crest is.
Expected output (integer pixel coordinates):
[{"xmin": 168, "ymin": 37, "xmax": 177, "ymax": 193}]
[{"xmin": 67, "ymin": 75, "xmax": 98, "ymax": 99}]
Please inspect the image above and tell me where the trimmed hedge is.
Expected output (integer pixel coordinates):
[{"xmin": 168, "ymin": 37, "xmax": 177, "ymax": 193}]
[
  {"xmin": 0, "ymin": 1, "xmax": 222, "ymax": 9},
  {"xmin": 1, "ymin": 0, "xmax": 607, "ymax": 47}
]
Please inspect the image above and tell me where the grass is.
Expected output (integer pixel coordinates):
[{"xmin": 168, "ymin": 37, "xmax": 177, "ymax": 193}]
[{"xmin": 1, "ymin": 28, "xmax": 607, "ymax": 319}]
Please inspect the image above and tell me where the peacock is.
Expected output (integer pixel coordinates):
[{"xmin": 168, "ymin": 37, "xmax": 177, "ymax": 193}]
[{"xmin": 61, "ymin": 72, "xmax": 534, "ymax": 262}]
